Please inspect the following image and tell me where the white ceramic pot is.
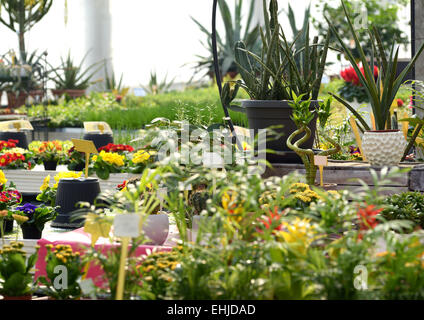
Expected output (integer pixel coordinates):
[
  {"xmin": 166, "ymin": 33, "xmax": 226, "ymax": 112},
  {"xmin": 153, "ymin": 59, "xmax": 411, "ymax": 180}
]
[
  {"xmin": 362, "ymin": 130, "xmax": 406, "ymax": 166},
  {"xmin": 142, "ymin": 214, "xmax": 169, "ymax": 245}
]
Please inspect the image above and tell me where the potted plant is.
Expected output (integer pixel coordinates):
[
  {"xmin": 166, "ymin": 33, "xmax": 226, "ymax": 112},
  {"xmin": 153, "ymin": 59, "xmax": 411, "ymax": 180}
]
[
  {"xmin": 51, "ymin": 51, "xmax": 102, "ymax": 99},
  {"xmin": 0, "ymin": 171, "xmax": 22, "ymax": 239},
  {"xmin": 286, "ymin": 94, "xmax": 341, "ymax": 186},
  {"xmin": 231, "ymin": 0, "xmax": 330, "ymax": 163},
  {"xmin": 32, "ymin": 140, "xmax": 65, "ymax": 170},
  {"xmin": 326, "ymin": 0, "xmax": 424, "ymax": 166},
  {"xmin": 12, "ymin": 203, "xmax": 58, "ymax": 239},
  {"xmin": 0, "ymin": 241, "xmax": 38, "ymax": 300},
  {"xmin": 90, "ymin": 150, "xmax": 127, "ymax": 180},
  {"xmin": 37, "ymin": 244, "xmax": 84, "ymax": 300}
]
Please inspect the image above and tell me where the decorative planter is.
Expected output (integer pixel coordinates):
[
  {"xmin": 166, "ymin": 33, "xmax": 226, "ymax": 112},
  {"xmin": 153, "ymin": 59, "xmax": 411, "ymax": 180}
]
[
  {"xmin": 43, "ymin": 160, "xmax": 58, "ymax": 171},
  {"xmin": 6, "ymin": 91, "xmax": 28, "ymax": 109},
  {"xmin": 21, "ymin": 223, "xmax": 42, "ymax": 239},
  {"xmin": 0, "ymin": 131, "xmax": 28, "ymax": 149},
  {"xmin": 83, "ymin": 133, "xmax": 114, "ymax": 150},
  {"xmin": 362, "ymin": 130, "xmax": 406, "ymax": 166},
  {"xmin": 142, "ymin": 214, "xmax": 169, "ymax": 245},
  {"xmin": 52, "ymin": 178, "xmax": 101, "ymax": 229},
  {"xmin": 51, "ymin": 89, "xmax": 86, "ymax": 99},
  {"xmin": 230, "ymin": 100, "xmax": 319, "ymax": 163},
  {"xmin": 2, "ymin": 218, "xmax": 13, "ymax": 233}
]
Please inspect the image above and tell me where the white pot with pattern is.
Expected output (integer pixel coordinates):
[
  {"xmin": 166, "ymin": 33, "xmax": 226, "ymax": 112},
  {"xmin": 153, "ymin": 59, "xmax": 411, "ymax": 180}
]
[{"xmin": 362, "ymin": 130, "xmax": 406, "ymax": 166}]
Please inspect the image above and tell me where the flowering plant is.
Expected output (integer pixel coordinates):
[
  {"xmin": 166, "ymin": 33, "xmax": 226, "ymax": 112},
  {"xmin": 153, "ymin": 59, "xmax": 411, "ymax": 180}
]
[
  {"xmin": 0, "ymin": 241, "xmax": 39, "ymax": 298},
  {"xmin": 37, "ymin": 244, "xmax": 84, "ymax": 300},
  {"xmin": 339, "ymin": 64, "xmax": 379, "ymax": 103},
  {"xmin": 0, "ymin": 151, "xmax": 34, "ymax": 170},
  {"xmin": 37, "ymin": 171, "xmax": 83, "ymax": 206},
  {"xmin": 98, "ymin": 143, "xmax": 134, "ymax": 153},
  {"xmin": 0, "ymin": 139, "xmax": 18, "ymax": 152},
  {"xmin": 12, "ymin": 203, "xmax": 58, "ymax": 233},
  {"xmin": 90, "ymin": 150, "xmax": 126, "ymax": 180},
  {"xmin": 66, "ymin": 146, "xmax": 85, "ymax": 172},
  {"xmin": 30, "ymin": 140, "xmax": 65, "ymax": 164},
  {"xmin": 129, "ymin": 149, "xmax": 153, "ymax": 174}
]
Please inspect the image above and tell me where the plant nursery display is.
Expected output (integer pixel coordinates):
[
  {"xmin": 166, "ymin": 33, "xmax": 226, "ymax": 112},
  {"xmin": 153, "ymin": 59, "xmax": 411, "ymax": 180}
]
[{"xmin": 13, "ymin": 203, "xmax": 57, "ymax": 239}]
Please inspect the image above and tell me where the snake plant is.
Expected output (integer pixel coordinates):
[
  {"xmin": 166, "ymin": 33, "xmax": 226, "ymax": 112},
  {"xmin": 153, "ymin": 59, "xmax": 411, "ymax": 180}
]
[{"xmin": 234, "ymin": 0, "xmax": 330, "ymax": 101}]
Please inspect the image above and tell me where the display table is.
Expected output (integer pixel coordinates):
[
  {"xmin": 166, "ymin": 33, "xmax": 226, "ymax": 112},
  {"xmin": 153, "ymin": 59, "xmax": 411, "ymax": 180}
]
[{"xmin": 34, "ymin": 224, "xmax": 179, "ymax": 287}]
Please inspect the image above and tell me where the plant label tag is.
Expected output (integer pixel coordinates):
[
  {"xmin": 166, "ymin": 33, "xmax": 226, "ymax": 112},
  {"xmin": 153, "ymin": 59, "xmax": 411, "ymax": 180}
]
[
  {"xmin": 113, "ymin": 214, "xmax": 140, "ymax": 238},
  {"xmin": 71, "ymin": 139, "xmax": 98, "ymax": 154},
  {"xmin": 203, "ymin": 152, "xmax": 224, "ymax": 168},
  {"xmin": 78, "ymin": 278, "xmax": 96, "ymax": 295},
  {"xmin": 314, "ymin": 155, "xmax": 328, "ymax": 166}
]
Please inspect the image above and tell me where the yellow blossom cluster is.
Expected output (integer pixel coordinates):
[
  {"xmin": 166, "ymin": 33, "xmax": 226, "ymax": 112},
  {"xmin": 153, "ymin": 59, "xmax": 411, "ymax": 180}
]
[
  {"xmin": 0, "ymin": 241, "xmax": 26, "ymax": 255},
  {"xmin": 0, "ymin": 170, "xmax": 7, "ymax": 185},
  {"xmin": 40, "ymin": 175, "xmax": 50, "ymax": 191},
  {"xmin": 132, "ymin": 150, "xmax": 151, "ymax": 164},
  {"xmin": 221, "ymin": 191, "xmax": 244, "ymax": 223},
  {"xmin": 289, "ymin": 183, "xmax": 320, "ymax": 203},
  {"xmin": 139, "ymin": 250, "xmax": 181, "ymax": 283},
  {"xmin": 53, "ymin": 171, "xmax": 83, "ymax": 188},
  {"xmin": 45, "ymin": 244, "xmax": 80, "ymax": 264},
  {"xmin": 92, "ymin": 150, "xmax": 125, "ymax": 167}
]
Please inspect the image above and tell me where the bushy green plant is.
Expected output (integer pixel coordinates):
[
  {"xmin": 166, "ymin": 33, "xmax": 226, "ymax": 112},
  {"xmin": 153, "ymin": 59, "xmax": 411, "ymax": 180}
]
[
  {"xmin": 0, "ymin": 241, "xmax": 38, "ymax": 297},
  {"xmin": 382, "ymin": 192, "xmax": 424, "ymax": 229}
]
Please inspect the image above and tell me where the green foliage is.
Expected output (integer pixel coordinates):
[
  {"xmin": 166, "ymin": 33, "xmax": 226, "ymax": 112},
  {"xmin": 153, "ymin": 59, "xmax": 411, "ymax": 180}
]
[
  {"xmin": 141, "ymin": 70, "xmax": 175, "ymax": 96},
  {"xmin": 51, "ymin": 51, "xmax": 102, "ymax": 90},
  {"xmin": 22, "ymin": 89, "xmax": 249, "ymax": 129},
  {"xmin": 312, "ymin": 0, "xmax": 409, "ymax": 60},
  {"xmin": 0, "ymin": 241, "xmax": 38, "ymax": 297},
  {"xmin": 327, "ymin": 0, "xmax": 424, "ymax": 131},
  {"xmin": 235, "ymin": 0, "xmax": 330, "ymax": 100},
  {"xmin": 383, "ymin": 192, "xmax": 424, "ymax": 229},
  {"xmin": 190, "ymin": 0, "xmax": 261, "ymax": 79}
]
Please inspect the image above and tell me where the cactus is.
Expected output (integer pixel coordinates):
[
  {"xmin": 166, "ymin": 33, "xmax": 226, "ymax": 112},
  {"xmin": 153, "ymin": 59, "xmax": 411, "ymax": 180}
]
[
  {"xmin": 287, "ymin": 95, "xmax": 341, "ymax": 186},
  {"xmin": 234, "ymin": 0, "xmax": 330, "ymax": 101},
  {"xmin": 190, "ymin": 191, "xmax": 209, "ymax": 215}
]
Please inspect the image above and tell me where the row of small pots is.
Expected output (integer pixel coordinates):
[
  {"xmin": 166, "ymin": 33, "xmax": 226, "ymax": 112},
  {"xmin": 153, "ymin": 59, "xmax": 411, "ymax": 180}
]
[{"xmin": 1, "ymin": 89, "xmax": 86, "ymax": 109}]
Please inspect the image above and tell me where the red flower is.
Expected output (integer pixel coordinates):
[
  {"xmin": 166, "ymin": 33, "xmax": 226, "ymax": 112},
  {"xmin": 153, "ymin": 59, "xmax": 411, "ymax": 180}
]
[
  {"xmin": 341, "ymin": 64, "xmax": 379, "ymax": 87},
  {"xmin": 256, "ymin": 206, "xmax": 285, "ymax": 234},
  {"xmin": 397, "ymin": 99, "xmax": 404, "ymax": 107},
  {"xmin": 357, "ymin": 204, "xmax": 382, "ymax": 233},
  {"xmin": 98, "ymin": 143, "xmax": 134, "ymax": 153},
  {"xmin": 117, "ymin": 180, "xmax": 127, "ymax": 190}
]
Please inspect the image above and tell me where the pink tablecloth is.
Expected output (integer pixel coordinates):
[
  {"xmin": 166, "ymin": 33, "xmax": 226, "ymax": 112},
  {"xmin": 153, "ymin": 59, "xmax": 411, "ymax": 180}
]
[{"xmin": 34, "ymin": 228, "xmax": 175, "ymax": 288}]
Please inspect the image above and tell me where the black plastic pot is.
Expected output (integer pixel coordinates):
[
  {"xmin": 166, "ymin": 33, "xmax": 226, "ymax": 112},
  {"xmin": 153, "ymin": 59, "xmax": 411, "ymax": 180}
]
[
  {"xmin": 43, "ymin": 160, "xmax": 58, "ymax": 171},
  {"xmin": 83, "ymin": 133, "xmax": 113, "ymax": 150},
  {"xmin": 21, "ymin": 223, "xmax": 42, "ymax": 239},
  {"xmin": 230, "ymin": 100, "xmax": 319, "ymax": 164},
  {"xmin": 51, "ymin": 178, "xmax": 100, "ymax": 229},
  {"xmin": 2, "ymin": 219, "xmax": 13, "ymax": 233},
  {"xmin": 0, "ymin": 131, "xmax": 28, "ymax": 149}
]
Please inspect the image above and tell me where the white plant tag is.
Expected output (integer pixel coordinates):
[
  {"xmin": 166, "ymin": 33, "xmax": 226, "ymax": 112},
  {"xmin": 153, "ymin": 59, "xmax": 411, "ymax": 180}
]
[{"xmin": 113, "ymin": 214, "xmax": 140, "ymax": 238}]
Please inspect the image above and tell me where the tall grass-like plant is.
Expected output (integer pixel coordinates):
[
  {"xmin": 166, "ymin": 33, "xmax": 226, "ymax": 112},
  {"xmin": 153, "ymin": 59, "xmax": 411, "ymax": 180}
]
[
  {"xmin": 234, "ymin": 0, "xmax": 330, "ymax": 101},
  {"xmin": 326, "ymin": 0, "xmax": 424, "ymax": 131}
]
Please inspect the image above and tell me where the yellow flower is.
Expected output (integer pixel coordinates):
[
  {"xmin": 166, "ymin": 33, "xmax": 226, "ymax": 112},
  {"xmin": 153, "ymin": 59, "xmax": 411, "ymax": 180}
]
[
  {"xmin": 91, "ymin": 155, "xmax": 98, "ymax": 162},
  {"xmin": 289, "ymin": 183, "xmax": 310, "ymax": 194},
  {"xmin": 221, "ymin": 191, "xmax": 244, "ymax": 223},
  {"xmin": 0, "ymin": 170, "xmax": 7, "ymax": 185},
  {"xmin": 132, "ymin": 150, "xmax": 151, "ymax": 164},
  {"xmin": 53, "ymin": 171, "xmax": 82, "ymax": 188},
  {"xmin": 94, "ymin": 151, "xmax": 125, "ymax": 167},
  {"xmin": 40, "ymin": 175, "xmax": 51, "ymax": 191},
  {"xmin": 12, "ymin": 214, "xmax": 29, "ymax": 224},
  {"xmin": 277, "ymin": 218, "xmax": 317, "ymax": 254}
]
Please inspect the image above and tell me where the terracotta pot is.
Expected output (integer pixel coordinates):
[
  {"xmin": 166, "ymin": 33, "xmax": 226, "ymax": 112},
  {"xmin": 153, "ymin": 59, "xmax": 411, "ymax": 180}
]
[
  {"xmin": 6, "ymin": 91, "xmax": 28, "ymax": 108},
  {"xmin": 362, "ymin": 130, "xmax": 406, "ymax": 166},
  {"xmin": 51, "ymin": 89, "xmax": 86, "ymax": 99}
]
